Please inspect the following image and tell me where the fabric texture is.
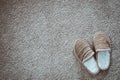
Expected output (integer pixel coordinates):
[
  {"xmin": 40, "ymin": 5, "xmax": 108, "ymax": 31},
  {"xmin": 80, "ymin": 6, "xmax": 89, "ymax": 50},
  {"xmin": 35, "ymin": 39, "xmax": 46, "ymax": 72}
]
[
  {"xmin": 74, "ymin": 39, "xmax": 94, "ymax": 62},
  {"xmin": 0, "ymin": 0, "xmax": 120, "ymax": 80},
  {"xmin": 93, "ymin": 31, "xmax": 111, "ymax": 52}
]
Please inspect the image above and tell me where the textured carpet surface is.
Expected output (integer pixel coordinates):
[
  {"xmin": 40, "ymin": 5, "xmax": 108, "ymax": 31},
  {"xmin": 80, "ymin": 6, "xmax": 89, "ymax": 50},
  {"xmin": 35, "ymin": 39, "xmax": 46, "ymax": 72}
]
[{"xmin": 0, "ymin": 0, "xmax": 120, "ymax": 80}]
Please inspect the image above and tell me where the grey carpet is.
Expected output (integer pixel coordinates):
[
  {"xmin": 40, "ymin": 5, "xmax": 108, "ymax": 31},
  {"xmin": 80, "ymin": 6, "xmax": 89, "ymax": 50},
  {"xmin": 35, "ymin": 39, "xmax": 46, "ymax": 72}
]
[{"xmin": 0, "ymin": 0, "xmax": 120, "ymax": 80}]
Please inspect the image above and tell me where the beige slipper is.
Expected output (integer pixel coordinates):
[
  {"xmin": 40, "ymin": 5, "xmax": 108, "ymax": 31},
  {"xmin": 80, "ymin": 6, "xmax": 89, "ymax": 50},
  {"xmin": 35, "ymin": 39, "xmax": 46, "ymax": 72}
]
[
  {"xmin": 93, "ymin": 31, "xmax": 111, "ymax": 70},
  {"xmin": 73, "ymin": 39, "xmax": 99, "ymax": 74}
]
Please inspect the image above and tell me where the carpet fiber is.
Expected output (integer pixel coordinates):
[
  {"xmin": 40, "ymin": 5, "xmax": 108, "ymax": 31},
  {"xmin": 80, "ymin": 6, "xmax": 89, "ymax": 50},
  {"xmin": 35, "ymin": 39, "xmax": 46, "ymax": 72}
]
[{"xmin": 0, "ymin": 0, "xmax": 120, "ymax": 80}]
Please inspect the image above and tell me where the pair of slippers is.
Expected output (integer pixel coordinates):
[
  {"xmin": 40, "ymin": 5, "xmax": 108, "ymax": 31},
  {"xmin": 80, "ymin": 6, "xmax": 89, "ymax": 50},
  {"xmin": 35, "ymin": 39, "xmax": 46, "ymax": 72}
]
[{"xmin": 73, "ymin": 31, "xmax": 111, "ymax": 75}]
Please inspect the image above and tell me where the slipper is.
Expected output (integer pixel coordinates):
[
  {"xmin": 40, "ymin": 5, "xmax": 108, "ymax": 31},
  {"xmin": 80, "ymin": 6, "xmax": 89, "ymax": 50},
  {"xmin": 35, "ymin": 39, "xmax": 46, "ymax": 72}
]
[
  {"xmin": 93, "ymin": 31, "xmax": 111, "ymax": 70},
  {"xmin": 73, "ymin": 39, "xmax": 99, "ymax": 75}
]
